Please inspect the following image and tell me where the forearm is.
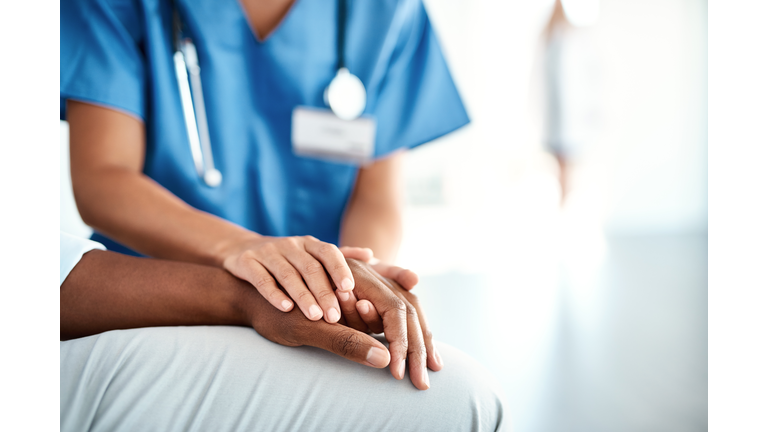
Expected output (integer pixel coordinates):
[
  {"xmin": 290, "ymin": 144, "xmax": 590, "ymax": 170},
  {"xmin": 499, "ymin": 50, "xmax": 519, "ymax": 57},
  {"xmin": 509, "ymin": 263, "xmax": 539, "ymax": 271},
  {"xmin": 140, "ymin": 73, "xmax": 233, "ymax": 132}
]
[
  {"xmin": 339, "ymin": 151, "xmax": 405, "ymax": 263},
  {"xmin": 339, "ymin": 203, "xmax": 402, "ymax": 263},
  {"xmin": 60, "ymin": 249, "xmax": 258, "ymax": 340},
  {"xmin": 73, "ymin": 166, "xmax": 256, "ymax": 266}
]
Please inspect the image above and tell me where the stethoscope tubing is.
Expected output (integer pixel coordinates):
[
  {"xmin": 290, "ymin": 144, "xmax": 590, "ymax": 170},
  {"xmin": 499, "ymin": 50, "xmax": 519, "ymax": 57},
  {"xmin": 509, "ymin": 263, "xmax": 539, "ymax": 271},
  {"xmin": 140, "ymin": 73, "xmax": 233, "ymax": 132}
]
[{"xmin": 172, "ymin": 0, "xmax": 360, "ymax": 187}]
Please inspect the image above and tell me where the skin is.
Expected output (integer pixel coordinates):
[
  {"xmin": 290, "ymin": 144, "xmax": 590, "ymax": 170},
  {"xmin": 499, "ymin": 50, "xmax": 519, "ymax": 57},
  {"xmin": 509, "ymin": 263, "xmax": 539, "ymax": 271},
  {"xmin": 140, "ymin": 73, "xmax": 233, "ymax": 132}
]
[
  {"xmin": 241, "ymin": 0, "xmax": 407, "ymax": 263},
  {"xmin": 67, "ymin": 0, "xmax": 415, "ymax": 325},
  {"xmin": 65, "ymin": 0, "xmax": 436, "ymax": 385},
  {"xmin": 67, "ymin": 100, "xmax": 413, "ymax": 324},
  {"xmin": 61, "ymin": 252, "xmax": 441, "ymax": 389},
  {"xmin": 240, "ymin": 0, "xmax": 297, "ymax": 41}
]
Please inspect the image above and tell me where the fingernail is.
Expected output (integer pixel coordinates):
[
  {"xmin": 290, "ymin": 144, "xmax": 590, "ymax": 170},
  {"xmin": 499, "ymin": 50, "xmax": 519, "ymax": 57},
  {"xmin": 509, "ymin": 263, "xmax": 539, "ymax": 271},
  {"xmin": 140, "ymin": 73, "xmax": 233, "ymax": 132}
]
[
  {"xmin": 341, "ymin": 278, "xmax": 354, "ymax": 291},
  {"xmin": 327, "ymin": 308, "xmax": 340, "ymax": 322},
  {"xmin": 423, "ymin": 369, "xmax": 430, "ymax": 389},
  {"xmin": 281, "ymin": 300, "xmax": 293, "ymax": 311},
  {"xmin": 309, "ymin": 305, "xmax": 323, "ymax": 319},
  {"xmin": 366, "ymin": 347, "xmax": 389, "ymax": 368},
  {"xmin": 435, "ymin": 348, "xmax": 443, "ymax": 367},
  {"xmin": 359, "ymin": 301, "xmax": 370, "ymax": 314},
  {"xmin": 337, "ymin": 290, "xmax": 350, "ymax": 301},
  {"xmin": 398, "ymin": 359, "xmax": 406, "ymax": 380}
]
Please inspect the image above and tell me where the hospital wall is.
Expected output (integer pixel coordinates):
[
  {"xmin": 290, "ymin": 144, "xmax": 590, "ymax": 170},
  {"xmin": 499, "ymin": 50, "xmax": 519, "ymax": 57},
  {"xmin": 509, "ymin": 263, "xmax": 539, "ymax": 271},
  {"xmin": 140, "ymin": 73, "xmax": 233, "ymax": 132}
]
[
  {"xmin": 395, "ymin": 0, "xmax": 707, "ymax": 274},
  {"xmin": 397, "ymin": 1, "xmax": 708, "ymax": 431}
]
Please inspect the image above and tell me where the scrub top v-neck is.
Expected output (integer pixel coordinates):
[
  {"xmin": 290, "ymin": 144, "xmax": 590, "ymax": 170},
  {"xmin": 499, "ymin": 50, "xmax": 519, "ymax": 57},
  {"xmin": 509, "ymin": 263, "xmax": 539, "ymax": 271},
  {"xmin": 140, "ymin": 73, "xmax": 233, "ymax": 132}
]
[{"xmin": 61, "ymin": 0, "xmax": 470, "ymax": 256}]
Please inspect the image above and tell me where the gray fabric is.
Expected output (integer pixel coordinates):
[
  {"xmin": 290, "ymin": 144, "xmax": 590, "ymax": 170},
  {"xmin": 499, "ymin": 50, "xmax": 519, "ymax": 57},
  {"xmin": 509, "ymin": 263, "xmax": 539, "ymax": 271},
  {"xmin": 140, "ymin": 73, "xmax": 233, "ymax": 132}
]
[{"xmin": 61, "ymin": 326, "xmax": 507, "ymax": 431}]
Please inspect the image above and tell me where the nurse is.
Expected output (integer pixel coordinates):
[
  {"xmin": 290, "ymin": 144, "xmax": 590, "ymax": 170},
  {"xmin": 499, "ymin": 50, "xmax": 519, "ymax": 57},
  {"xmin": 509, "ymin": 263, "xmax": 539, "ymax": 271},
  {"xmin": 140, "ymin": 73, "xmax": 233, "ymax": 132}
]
[{"xmin": 61, "ymin": 0, "xmax": 469, "ymax": 388}]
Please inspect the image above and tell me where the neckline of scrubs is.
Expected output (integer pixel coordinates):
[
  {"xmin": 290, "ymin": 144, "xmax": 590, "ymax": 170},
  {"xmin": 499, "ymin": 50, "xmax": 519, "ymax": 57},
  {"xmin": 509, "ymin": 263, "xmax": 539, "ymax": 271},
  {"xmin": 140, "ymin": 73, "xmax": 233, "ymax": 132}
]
[{"xmin": 235, "ymin": 0, "xmax": 301, "ymax": 44}]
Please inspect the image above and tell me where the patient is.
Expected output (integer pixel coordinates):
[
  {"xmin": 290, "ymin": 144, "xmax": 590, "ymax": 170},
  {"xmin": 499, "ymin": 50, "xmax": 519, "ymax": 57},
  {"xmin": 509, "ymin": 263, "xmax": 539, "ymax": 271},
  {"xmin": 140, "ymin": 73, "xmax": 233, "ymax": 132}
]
[{"xmin": 60, "ymin": 232, "xmax": 507, "ymax": 431}]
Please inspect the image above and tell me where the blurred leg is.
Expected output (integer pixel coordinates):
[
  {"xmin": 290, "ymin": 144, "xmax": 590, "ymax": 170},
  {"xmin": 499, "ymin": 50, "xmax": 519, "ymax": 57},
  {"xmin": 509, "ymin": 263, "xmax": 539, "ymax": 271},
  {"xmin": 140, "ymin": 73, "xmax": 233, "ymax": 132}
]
[{"xmin": 61, "ymin": 326, "xmax": 507, "ymax": 432}]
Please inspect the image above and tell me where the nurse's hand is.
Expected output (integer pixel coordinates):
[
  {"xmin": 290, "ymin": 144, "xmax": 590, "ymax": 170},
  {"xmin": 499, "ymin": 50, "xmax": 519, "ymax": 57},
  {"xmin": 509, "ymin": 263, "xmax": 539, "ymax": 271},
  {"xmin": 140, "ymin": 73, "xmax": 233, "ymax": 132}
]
[
  {"xmin": 342, "ymin": 258, "xmax": 442, "ymax": 390},
  {"xmin": 222, "ymin": 235, "xmax": 370, "ymax": 324}
]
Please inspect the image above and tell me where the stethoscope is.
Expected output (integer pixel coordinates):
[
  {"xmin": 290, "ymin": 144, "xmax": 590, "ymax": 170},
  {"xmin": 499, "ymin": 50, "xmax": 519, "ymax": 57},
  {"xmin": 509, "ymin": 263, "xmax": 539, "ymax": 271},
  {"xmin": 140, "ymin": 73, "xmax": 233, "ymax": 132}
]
[{"xmin": 172, "ymin": 0, "xmax": 366, "ymax": 188}]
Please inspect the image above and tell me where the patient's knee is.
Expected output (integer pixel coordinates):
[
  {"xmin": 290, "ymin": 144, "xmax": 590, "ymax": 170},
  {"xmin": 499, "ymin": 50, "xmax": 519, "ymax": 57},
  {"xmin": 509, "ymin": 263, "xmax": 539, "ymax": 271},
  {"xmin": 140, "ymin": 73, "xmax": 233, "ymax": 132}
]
[{"xmin": 419, "ymin": 341, "xmax": 507, "ymax": 432}]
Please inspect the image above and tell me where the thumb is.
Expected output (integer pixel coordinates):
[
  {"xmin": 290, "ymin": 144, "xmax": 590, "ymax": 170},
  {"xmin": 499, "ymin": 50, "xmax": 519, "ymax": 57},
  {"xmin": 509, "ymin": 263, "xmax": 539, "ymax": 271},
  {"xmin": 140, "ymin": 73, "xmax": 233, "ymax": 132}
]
[{"xmin": 298, "ymin": 321, "xmax": 391, "ymax": 368}]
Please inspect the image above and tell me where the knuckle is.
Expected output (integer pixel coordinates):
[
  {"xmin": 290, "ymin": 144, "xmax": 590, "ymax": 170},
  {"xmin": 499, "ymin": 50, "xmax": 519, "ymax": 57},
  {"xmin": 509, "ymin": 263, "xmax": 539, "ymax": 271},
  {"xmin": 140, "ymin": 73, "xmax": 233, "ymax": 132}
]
[
  {"xmin": 277, "ymin": 265, "xmax": 298, "ymax": 282},
  {"xmin": 394, "ymin": 336, "xmax": 409, "ymax": 354},
  {"xmin": 408, "ymin": 345, "xmax": 428, "ymax": 363},
  {"xmin": 404, "ymin": 304, "xmax": 418, "ymax": 318},
  {"xmin": 240, "ymin": 249, "xmax": 258, "ymax": 262},
  {"xmin": 303, "ymin": 235, "xmax": 318, "ymax": 242},
  {"xmin": 317, "ymin": 242, "xmax": 338, "ymax": 256},
  {"xmin": 315, "ymin": 289, "xmax": 337, "ymax": 303},
  {"xmin": 390, "ymin": 298, "xmax": 407, "ymax": 314},
  {"xmin": 422, "ymin": 328, "xmax": 434, "ymax": 342},
  {"xmin": 303, "ymin": 260, "xmax": 325, "ymax": 276},
  {"xmin": 295, "ymin": 290, "xmax": 315, "ymax": 303},
  {"xmin": 261, "ymin": 240, "xmax": 278, "ymax": 252},
  {"xmin": 333, "ymin": 332, "xmax": 364, "ymax": 357},
  {"xmin": 254, "ymin": 277, "xmax": 275, "ymax": 290}
]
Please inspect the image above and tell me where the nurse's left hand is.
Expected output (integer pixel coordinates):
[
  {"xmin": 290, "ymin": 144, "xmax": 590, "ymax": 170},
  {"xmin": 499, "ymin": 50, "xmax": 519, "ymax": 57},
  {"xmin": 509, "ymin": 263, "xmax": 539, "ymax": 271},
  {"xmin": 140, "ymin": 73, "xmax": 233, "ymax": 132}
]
[{"xmin": 222, "ymin": 235, "xmax": 373, "ymax": 324}]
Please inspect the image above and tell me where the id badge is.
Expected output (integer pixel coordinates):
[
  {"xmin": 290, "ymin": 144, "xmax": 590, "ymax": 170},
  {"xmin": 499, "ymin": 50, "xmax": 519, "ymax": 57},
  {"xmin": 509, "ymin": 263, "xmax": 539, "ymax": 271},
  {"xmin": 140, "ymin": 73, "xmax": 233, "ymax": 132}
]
[{"xmin": 291, "ymin": 106, "xmax": 376, "ymax": 165}]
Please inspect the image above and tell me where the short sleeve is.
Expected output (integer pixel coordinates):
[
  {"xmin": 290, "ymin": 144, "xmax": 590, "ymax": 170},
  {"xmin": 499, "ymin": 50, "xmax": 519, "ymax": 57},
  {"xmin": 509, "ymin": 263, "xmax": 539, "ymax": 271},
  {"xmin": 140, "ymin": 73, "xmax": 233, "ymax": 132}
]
[
  {"xmin": 60, "ymin": 0, "xmax": 147, "ymax": 120},
  {"xmin": 61, "ymin": 232, "xmax": 106, "ymax": 286},
  {"xmin": 371, "ymin": 0, "xmax": 470, "ymax": 157}
]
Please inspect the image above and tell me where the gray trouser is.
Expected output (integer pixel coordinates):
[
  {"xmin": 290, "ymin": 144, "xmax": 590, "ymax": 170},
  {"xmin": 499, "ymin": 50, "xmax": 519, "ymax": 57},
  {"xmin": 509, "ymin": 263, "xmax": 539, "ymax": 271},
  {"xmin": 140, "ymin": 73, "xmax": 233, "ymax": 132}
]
[{"xmin": 61, "ymin": 326, "xmax": 507, "ymax": 431}]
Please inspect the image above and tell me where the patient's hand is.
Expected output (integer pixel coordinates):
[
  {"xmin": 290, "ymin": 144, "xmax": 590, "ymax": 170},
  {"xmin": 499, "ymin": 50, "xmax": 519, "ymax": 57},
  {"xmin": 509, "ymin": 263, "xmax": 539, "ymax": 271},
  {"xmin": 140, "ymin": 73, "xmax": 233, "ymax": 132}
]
[
  {"xmin": 335, "ymin": 248, "xmax": 420, "ymax": 334},
  {"xmin": 340, "ymin": 258, "xmax": 442, "ymax": 390},
  {"xmin": 245, "ymin": 287, "xmax": 392, "ymax": 370},
  {"xmin": 60, "ymin": 249, "xmax": 429, "ymax": 388},
  {"xmin": 339, "ymin": 246, "xmax": 419, "ymax": 291}
]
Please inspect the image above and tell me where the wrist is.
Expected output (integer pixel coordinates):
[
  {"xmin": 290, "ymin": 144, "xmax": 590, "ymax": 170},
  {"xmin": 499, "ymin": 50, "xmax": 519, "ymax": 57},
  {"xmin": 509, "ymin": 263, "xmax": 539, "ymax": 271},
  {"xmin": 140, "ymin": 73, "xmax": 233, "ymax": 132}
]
[
  {"xmin": 225, "ymin": 273, "xmax": 261, "ymax": 327},
  {"xmin": 211, "ymin": 229, "xmax": 264, "ymax": 268}
]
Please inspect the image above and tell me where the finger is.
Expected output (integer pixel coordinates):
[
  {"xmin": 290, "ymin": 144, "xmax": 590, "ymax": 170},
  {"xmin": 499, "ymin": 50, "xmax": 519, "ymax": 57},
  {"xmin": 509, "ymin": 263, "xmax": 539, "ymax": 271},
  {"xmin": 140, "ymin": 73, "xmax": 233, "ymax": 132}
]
[
  {"xmin": 284, "ymin": 250, "xmax": 341, "ymax": 324},
  {"xmin": 261, "ymin": 255, "xmax": 323, "ymax": 321},
  {"xmin": 304, "ymin": 238, "xmax": 355, "ymax": 292},
  {"xmin": 233, "ymin": 258, "xmax": 294, "ymax": 312},
  {"xmin": 356, "ymin": 299, "xmax": 384, "ymax": 334},
  {"xmin": 400, "ymin": 294, "xmax": 430, "ymax": 390},
  {"xmin": 345, "ymin": 258, "xmax": 409, "ymax": 381},
  {"xmin": 402, "ymin": 292, "xmax": 441, "ymax": 372},
  {"xmin": 370, "ymin": 263, "xmax": 419, "ymax": 291},
  {"xmin": 337, "ymin": 288, "xmax": 368, "ymax": 332},
  {"xmin": 297, "ymin": 321, "xmax": 391, "ymax": 369},
  {"xmin": 339, "ymin": 246, "xmax": 374, "ymax": 262}
]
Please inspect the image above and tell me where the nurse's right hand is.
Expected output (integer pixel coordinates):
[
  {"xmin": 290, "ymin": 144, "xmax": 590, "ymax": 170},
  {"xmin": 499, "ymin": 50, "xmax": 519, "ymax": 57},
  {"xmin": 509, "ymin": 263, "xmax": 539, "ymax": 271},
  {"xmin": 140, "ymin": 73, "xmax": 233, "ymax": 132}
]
[{"xmin": 221, "ymin": 234, "xmax": 368, "ymax": 323}]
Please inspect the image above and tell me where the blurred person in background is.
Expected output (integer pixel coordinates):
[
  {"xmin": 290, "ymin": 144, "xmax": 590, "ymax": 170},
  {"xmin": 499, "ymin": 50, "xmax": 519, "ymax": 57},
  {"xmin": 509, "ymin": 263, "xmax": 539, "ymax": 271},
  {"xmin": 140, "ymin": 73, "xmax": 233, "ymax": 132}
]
[{"xmin": 542, "ymin": 0, "xmax": 601, "ymax": 204}]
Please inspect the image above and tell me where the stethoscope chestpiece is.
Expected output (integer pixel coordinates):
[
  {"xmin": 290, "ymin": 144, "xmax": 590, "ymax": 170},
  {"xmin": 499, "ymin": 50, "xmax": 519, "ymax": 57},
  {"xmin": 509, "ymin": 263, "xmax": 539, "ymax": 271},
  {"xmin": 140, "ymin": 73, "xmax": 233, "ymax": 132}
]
[
  {"xmin": 326, "ymin": 68, "xmax": 367, "ymax": 121},
  {"xmin": 204, "ymin": 168, "xmax": 222, "ymax": 187}
]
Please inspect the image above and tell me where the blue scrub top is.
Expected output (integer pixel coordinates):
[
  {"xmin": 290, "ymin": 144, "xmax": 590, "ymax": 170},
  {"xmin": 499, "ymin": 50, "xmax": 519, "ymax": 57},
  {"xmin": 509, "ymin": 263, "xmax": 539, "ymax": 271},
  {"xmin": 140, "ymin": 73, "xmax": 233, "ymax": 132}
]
[{"xmin": 61, "ymin": 0, "xmax": 469, "ymax": 256}]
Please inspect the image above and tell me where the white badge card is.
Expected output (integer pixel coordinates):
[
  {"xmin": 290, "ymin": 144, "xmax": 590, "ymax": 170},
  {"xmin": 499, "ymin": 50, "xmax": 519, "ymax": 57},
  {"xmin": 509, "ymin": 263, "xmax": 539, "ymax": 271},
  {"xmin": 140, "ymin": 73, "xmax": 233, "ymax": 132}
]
[{"xmin": 291, "ymin": 106, "xmax": 376, "ymax": 165}]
